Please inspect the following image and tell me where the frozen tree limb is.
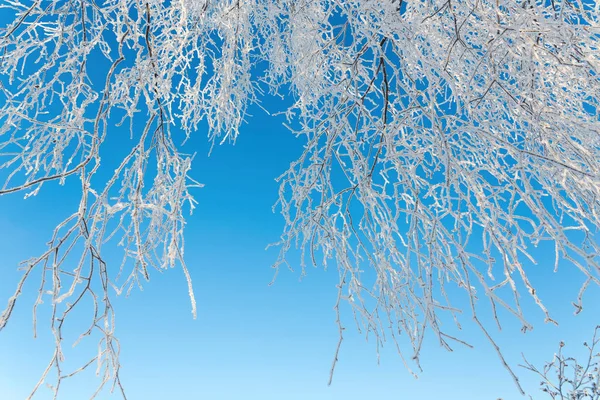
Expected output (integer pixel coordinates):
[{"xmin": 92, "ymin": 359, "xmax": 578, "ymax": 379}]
[{"xmin": 0, "ymin": 0, "xmax": 598, "ymax": 397}]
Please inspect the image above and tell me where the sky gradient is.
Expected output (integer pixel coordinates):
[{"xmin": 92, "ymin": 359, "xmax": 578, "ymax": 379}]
[{"xmin": 0, "ymin": 93, "xmax": 599, "ymax": 400}]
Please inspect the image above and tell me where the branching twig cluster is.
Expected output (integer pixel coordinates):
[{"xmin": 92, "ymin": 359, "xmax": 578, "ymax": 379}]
[
  {"xmin": 0, "ymin": 0, "xmax": 598, "ymax": 397},
  {"xmin": 522, "ymin": 326, "xmax": 600, "ymax": 399}
]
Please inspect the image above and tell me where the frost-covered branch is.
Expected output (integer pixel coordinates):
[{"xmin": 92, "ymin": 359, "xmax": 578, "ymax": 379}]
[
  {"xmin": 522, "ymin": 326, "xmax": 600, "ymax": 399},
  {"xmin": 0, "ymin": 0, "xmax": 599, "ymax": 397}
]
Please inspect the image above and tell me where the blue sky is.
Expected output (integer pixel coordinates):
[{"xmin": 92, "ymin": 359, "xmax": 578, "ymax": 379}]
[
  {"xmin": 0, "ymin": 95, "xmax": 599, "ymax": 400},
  {"xmin": 0, "ymin": 5, "xmax": 599, "ymax": 399}
]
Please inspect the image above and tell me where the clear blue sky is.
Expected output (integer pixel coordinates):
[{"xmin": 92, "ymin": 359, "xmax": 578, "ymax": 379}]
[
  {"xmin": 0, "ymin": 94, "xmax": 599, "ymax": 400},
  {"xmin": 0, "ymin": 7, "xmax": 598, "ymax": 398}
]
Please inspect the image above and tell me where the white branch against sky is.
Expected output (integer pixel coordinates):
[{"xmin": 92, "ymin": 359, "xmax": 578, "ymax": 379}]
[{"xmin": 0, "ymin": 0, "xmax": 599, "ymax": 397}]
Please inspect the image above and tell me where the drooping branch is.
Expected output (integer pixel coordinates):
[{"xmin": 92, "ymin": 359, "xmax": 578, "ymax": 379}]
[{"xmin": 0, "ymin": 0, "xmax": 598, "ymax": 397}]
